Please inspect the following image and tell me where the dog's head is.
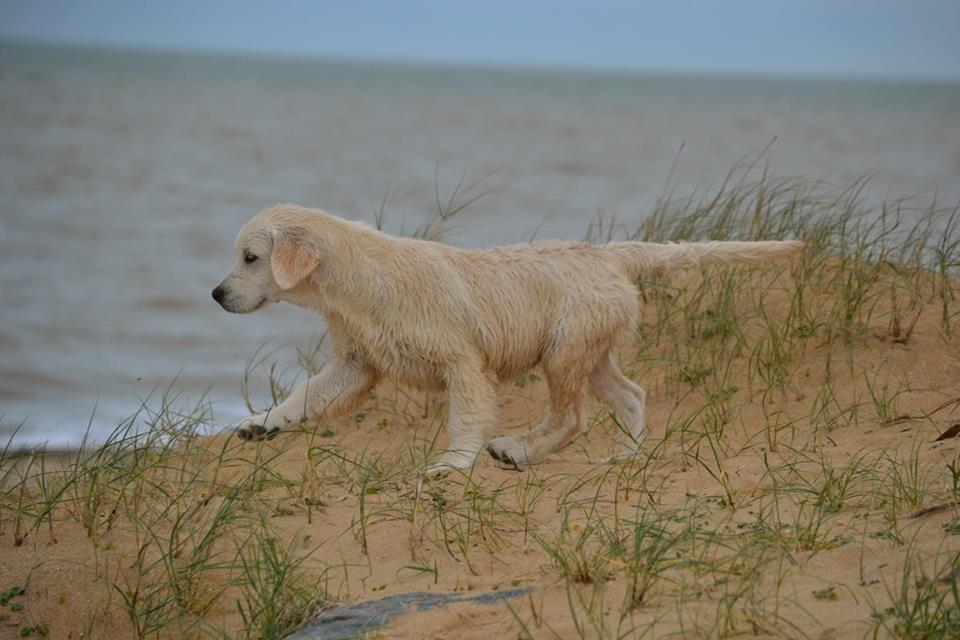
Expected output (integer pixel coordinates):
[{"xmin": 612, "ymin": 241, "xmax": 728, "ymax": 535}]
[{"xmin": 212, "ymin": 205, "xmax": 324, "ymax": 314}]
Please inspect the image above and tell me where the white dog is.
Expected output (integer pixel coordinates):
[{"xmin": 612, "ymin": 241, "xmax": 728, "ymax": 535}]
[{"xmin": 213, "ymin": 204, "xmax": 803, "ymax": 473}]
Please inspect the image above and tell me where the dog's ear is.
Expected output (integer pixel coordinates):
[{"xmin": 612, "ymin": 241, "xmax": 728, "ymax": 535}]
[{"xmin": 271, "ymin": 227, "xmax": 321, "ymax": 290}]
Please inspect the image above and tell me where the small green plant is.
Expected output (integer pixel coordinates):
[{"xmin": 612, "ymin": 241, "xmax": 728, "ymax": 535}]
[
  {"xmin": 947, "ymin": 459, "xmax": 960, "ymax": 497},
  {"xmin": 870, "ymin": 553, "xmax": 960, "ymax": 639},
  {"xmin": 813, "ymin": 586, "xmax": 838, "ymax": 601},
  {"xmin": 18, "ymin": 624, "xmax": 49, "ymax": 638},
  {"xmin": 236, "ymin": 534, "xmax": 327, "ymax": 640},
  {"xmin": 533, "ymin": 509, "xmax": 616, "ymax": 585},
  {"xmin": 870, "ymin": 528, "xmax": 906, "ymax": 546},
  {"xmin": 1, "ymin": 585, "xmax": 26, "ymax": 611}
]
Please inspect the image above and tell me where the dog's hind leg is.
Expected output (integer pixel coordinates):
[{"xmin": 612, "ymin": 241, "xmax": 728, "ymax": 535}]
[
  {"xmin": 486, "ymin": 364, "xmax": 587, "ymax": 469},
  {"xmin": 588, "ymin": 352, "xmax": 646, "ymax": 462}
]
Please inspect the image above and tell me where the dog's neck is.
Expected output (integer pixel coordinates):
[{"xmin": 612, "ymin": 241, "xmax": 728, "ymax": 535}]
[{"xmin": 281, "ymin": 220, "xmax": 395, "ymax": 319}]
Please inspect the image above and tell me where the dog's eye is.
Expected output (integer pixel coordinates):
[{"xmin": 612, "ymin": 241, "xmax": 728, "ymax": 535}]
[{"xmin": 244, "ymin": 253, "xmax": 258, "ymax": 264}]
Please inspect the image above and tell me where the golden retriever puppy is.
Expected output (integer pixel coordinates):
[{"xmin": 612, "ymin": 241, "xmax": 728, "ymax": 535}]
[{"xmin": 213, "ymin": 204, "xmax": 803, "ymax": 474}]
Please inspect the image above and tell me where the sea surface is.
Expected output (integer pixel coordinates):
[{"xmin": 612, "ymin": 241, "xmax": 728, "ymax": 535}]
[{"xmin": 2, "ymin": 42, "xmax": 959, "ymax": 447}]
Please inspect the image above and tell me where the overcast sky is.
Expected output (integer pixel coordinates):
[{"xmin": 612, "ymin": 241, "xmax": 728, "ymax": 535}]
[{"xmin": 1, "ymin": 1, "xmax": 958, "ymax": 80}]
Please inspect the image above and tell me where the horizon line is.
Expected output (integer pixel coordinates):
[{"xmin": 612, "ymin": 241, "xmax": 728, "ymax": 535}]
[{"xmin": 3, "ymin": 36, "xmax": 960, "ymax": 86}]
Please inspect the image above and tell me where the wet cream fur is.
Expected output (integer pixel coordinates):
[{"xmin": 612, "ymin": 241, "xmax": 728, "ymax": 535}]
[{"xmin": 214, "ymin": 204, "xmax": 804, "ymax": 474}]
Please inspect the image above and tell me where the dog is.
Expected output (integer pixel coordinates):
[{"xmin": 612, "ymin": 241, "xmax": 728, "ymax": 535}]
[{"xmin": 213, "ymin": 204, "xmax": 804, "ymax": 474}]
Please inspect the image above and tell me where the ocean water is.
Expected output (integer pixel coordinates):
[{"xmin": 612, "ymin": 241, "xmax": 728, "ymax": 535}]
[{"xmin": 2, "ymin": 42, "xmax": 959, "ymax": 447}]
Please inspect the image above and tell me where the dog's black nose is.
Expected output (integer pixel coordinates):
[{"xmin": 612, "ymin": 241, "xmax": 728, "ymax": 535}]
[{"xmin": 212, "ymin": 286, "xmax": 225, "ymax": 303}]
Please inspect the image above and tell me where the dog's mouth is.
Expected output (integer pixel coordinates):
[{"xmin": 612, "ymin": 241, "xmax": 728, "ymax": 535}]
[{"xmin": 221, "ymin": 296, "xmax": 269, "ymax": 314}]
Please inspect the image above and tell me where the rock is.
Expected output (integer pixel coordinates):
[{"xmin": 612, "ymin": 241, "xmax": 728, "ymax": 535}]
[{"xmin": 285, "ymin": 587, "xmax": 533, "ymax": 640}]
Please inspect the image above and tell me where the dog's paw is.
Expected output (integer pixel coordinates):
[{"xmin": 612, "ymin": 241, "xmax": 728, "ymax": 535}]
[
  {"xmin": 423, "ymin": 462, "xmax": 455, "ymax": 477},
  {"xmin": 486, "ymin": 437, "xmax": 527, "ymax": 471},
  {"xmin": 424, "ymin": 452, "xmax": 476, "ymax": 477},
  {"xmin": 235, "ymin": 415, "xmax": 281, "ymax": 442},
  {"xmin": 600, "ymin": 450, "xmax": 638, "ymax": 465}
]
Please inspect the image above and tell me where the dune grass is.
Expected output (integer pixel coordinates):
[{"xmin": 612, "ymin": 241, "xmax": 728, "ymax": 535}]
[{"xmin": 1, "ymin": 163, "xmax": 959, "ymax": 638}]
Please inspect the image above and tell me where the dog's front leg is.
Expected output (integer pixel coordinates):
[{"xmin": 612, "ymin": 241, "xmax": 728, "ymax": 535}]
[
  {"xmin": 236, "ymin": 359, "xmax": 377, "ymax": 441},
  {"xmin": 425, "ymin": 364, "xmax": 498, "ymax": 475}
]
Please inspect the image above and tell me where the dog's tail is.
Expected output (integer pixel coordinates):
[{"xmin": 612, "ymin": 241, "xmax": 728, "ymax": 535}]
[{"xmin": 604, "ymin": 240, "xmax": 805, "ymax": 280}]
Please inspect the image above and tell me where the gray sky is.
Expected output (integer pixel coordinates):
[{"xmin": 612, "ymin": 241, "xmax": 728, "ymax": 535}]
[{"xmin": 1, "ymin": 1, "xmax": 959, "ymax": 80}]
